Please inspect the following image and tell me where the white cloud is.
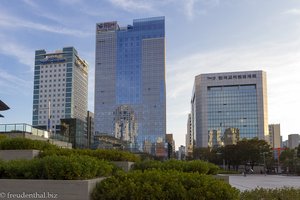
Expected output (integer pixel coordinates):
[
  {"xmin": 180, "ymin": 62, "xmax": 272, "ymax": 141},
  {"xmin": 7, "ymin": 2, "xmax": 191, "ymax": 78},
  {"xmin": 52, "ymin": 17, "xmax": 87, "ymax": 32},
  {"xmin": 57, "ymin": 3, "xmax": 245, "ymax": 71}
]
[
  {"xmin": 108, "ymin": 0, "xmax": 154, "ymax": 12},
  {"xmin": 167, "ymin": 39, "xmax": 300, "ymax": 143},
  {"xmin": 283, "ymin": 8, "xmax": 300, "ymax": 15},
  {"xmin": 0, "ymin": 35, "xmax": 34, "ymax": 68},
  {"xmin": 0, "ymin": 68, "xmax": 32, "ymax": 96},
  {"xmin": 22, "ymin": 0, "xmax": 39, "ymax": 9},
  {"xmin": 0, "ymin": 11, "xmax": 90, "ymax": 37}
]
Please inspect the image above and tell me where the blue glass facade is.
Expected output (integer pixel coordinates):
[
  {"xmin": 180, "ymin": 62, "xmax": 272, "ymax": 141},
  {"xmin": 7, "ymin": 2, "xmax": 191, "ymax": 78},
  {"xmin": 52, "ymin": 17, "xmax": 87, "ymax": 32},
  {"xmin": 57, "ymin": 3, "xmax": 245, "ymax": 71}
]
[
  {"xmin": 207, "ymin": 85, "xmax": 258, "ymax": 139},
  {"xmin": 115, "ymin": 18, "xmax": 165, "ymax": 104},
  {"xmin": 95, "ymin": 17, "xmax": 166, "ymax": 156}
]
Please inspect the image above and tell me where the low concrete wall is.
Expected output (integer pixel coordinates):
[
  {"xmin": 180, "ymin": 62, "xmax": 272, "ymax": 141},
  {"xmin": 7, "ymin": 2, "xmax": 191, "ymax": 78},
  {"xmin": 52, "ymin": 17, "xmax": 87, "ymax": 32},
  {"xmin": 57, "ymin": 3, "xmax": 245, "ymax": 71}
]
[
  {"xmin": 0, "ymin": 178, "xmax": 105, "ymax": 200},
  {"xmin": 0, "ymin": 150, "xmax": 40, "ymax": 161},
  {"xmin": 112, "ymin": 161, "xmax": 135, "ymax": 172},
  {"xmin": 213, "ymin": 174, "xmax": 229, "ymax": 183}
]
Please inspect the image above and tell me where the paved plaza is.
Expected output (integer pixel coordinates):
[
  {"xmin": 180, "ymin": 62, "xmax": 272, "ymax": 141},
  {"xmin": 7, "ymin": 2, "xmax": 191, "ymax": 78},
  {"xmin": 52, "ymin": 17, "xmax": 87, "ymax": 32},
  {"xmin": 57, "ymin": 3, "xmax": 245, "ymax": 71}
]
[{"xmin": 229, "ymin": 175, "xmax": 300, "ymax": 191}]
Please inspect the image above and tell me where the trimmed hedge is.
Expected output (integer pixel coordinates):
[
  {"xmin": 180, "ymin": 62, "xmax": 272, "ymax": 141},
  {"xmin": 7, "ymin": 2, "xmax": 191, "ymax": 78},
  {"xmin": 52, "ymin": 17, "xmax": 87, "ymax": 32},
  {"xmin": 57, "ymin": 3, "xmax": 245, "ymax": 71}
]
[
  {"xmin": 39, "ymin": 148, "xmax": 139, "ymax": 162},
  {"xmin": 132, "ymin": 159, "xmax": 220, "ymax": 175},
  {"xmin": 0, "ymin": 138, "xmax": 58, "ymax": 151},
  {"xmin": 91, "ymin": 170, "xmax": 239, "ymax": 200},
  {"xmin": 240, "ymin": 187, "xmax": 300, "ymax": 200},
  {"xmin": 0, "ymin": 155, "xmax": 114, "ymax": 180}
]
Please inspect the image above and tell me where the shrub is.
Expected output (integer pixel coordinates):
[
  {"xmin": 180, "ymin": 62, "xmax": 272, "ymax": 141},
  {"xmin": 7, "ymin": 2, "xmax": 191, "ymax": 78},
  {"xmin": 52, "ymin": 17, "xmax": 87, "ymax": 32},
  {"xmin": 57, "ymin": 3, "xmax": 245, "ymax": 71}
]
[
  {"xmin": 91, "ymin": 170, "xmax": 239, "ymax": 200},
  {"xmin": 0, "ymin": 138, "xmax": 58, "ymax": 151},
  {"xmin": 132, "ymin": 159, "xmax": 220, "ymax": 175},
  {"xmin": 0, "ymin": 135, "xmax": 7, "ymax": 140},
  {"xmin": 0, "ymin": 155, "xmax": 114, "ymax": 180},
  {"xmin": 39, "ymin": 148, "xmax": 139, "ymax": 162},
  {"xmin": 240, "ymin": 187, "xmax": 300, "ymax": 200}
]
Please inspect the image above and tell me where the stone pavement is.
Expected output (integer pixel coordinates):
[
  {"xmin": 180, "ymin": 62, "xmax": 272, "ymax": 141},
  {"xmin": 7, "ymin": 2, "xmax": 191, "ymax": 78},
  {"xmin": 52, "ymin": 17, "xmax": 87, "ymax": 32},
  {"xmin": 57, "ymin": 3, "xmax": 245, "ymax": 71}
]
[{"xmin": 229, "ymin": 174, "xmax": 300, "ymax": 191}]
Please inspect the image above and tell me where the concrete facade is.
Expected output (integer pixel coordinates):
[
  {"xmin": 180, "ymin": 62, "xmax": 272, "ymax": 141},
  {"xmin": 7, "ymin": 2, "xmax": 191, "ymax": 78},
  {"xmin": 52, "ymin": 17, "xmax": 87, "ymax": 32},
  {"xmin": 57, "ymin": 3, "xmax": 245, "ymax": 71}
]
[
  {"xmin": 288, "ymin": 134, "xmax": 300, "ymax": 149},
  {"xmin": 111, "ymin": 161, "xmax": 135, "ymax": 172},
  {"xmin": 269, "ymin": 124, "xmax": 281, "ymax": 148}
]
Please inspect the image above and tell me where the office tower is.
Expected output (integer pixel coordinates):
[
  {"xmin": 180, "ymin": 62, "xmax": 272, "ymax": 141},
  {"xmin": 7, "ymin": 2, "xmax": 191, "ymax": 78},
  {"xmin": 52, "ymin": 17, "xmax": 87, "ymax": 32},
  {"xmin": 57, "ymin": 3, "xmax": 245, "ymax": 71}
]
[
  {"xmin": 288, "ymin": 134, "xmax": 300, "ymax": 149},
  {"xmin": 191, "ymin": 71, "xmax": 268, "ymax": 148},
  {"xmin": 186, "ymin": 113, "xmax": 194, "ymax": 156},
  {"xmin": 94, "ymin": 17, "xmax": 166, "ymax": 155},
  {"xmin": 86, "ymin": 111, "xmax": 95, "ymax": 148},
  {"xmin": 177, "ymin": 145, "xmax": 186, "ymax": 160},
  {"xmin": 32, "ymin": 47, "xmax": 88, "ymax": 138},
  {"xmin": 269, "ymin": 124, "xmax": 281, "ymax": 148},
  {"xmin": 166, "ymin": 133, "xmax": 175, "ymax": 158},
  {"xmin": 223, "ymin": 128, "xmax": 240, "ymax": 145}
]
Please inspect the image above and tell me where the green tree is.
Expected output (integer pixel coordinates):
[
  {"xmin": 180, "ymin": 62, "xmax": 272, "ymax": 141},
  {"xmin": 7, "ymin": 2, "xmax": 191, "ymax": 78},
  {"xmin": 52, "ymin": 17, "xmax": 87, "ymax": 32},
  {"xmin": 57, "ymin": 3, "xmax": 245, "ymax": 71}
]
[
  {"xmin": 280, "ymin": 148, "xmax": 299, "ymax": 174},
  {"xmin": 236, "ymin": 138, "xmax": 271, "ymax": 170}
]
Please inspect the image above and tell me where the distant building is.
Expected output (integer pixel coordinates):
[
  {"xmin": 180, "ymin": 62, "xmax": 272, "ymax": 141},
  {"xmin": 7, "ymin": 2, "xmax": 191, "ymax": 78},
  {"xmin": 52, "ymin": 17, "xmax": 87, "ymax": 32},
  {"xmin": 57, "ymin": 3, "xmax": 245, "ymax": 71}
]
[
  {"xmin": 208, "ymin": 129, "xmax": 222, "ymax": 148},
  {"xmin": 191, "ymin": 71, "xmax": 269, "ymax": 147},
  {"xmin": 282, "ymin": 140, "xmax": 288, "ymax": 148},
  {"xmin": 166, "ymin": 133, "xmax": 175, "ymax": 158},
  {"xmin": 60, "ymin": 118, "xmax": 86, "ymax": 148},
  {"xmin": 177, "ymin": 145, "xmax": 186, "ymax": 160},
  {"xmin": 0, "ymin": 123, "xmax": 71, "ymax": 148},
  {"xmin": 186, "ymin": 113, "xmax": 194, "ymax": 156},
  {"xmin": 94, "ymin": 17, "xmax": 166, "ymax": 156},
  {"xmin": 113, "ymin": 105, "xmax": 137, "ymax": 144},
  {"xmin": 269, "ymin": 124, "xmax": 281, "ymax": 148},
  {"xmin": 288, "ymin": 134, "xmax": 300, "ymax": 149},
  {"xmin": 223, "ymin": 128, "xmax": 240, "ymax": 146},
  {"xmin": 86, "ymin": 111, "xmax": 94, "ymax": 148},
  {"xmin": 32, "ymin": 47, "xmax": 88, "ymax": 141}
]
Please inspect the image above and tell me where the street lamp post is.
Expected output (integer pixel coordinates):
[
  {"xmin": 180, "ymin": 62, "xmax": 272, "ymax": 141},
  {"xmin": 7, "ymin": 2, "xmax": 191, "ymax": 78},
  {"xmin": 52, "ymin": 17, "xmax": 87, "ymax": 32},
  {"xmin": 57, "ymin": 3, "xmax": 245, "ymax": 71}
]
[{"xmin": 263, "ymin": 152, "xmax": 267, "ymax": 176}]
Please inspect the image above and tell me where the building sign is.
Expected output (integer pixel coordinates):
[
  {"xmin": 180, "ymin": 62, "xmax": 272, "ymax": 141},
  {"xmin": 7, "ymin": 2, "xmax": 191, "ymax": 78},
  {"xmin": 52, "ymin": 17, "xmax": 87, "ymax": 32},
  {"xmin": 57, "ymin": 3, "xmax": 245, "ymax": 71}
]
[
  {"xmin": 206, "ymin": 74, "xmax": 257, "ymax": 81},
  {"xmin": 97, "ymin": 22, "xmax": 118, "ymax": 32},
  {"xmin": 40, "ymin": 57, "xmax": 66, "ymax": 64}
]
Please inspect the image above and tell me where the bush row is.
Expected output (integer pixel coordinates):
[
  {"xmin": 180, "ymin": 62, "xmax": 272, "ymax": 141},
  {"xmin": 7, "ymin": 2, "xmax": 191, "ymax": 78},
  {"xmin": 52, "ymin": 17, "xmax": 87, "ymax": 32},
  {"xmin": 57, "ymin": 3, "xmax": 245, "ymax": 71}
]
[
  {"xmin": 132, "ymin": 159, "xmax": 220, "ymax": 175},
  {"xmin": 240, "ymin": 187, "xmax": 300, "ymax": 200},
  {"xmin": 0, "ymin": 135, "xmax": 7, "ymax": 140},
  {"xmin": 39, "ymin": 148, "xmax": 139, "ymax": 162},
  {"xmin": 0, "ymin": 155, "xmax": 114, "ymax": 180},
  {"xmin": 0, "ymin": 138, "xmax": 139, "ymax": 162},
  {"xmin": 0, "ymin": 138, "xmax": 58, "ymax": 151},
  {"xmin": 91, "ymin": 170, "xmax": 239, "ymax": 200}
]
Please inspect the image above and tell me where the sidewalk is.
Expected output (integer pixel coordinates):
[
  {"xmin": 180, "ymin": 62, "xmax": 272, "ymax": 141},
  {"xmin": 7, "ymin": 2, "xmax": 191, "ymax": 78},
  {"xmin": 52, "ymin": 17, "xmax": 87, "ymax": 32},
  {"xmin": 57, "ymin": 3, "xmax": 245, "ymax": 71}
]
[{"xmin": 229, "ymin": 174, "xmax": 300, "ymax": 191}]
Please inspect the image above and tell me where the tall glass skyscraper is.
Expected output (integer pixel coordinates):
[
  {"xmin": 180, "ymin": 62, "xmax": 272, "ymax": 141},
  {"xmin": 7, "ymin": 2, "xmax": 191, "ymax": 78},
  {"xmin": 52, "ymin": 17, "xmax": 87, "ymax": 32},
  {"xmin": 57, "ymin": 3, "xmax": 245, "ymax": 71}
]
[
  {"xmin": 191, "ymin": 71, "xmax": 269, "ymax": 148},
  {"xmin": 94, "ymin": 17, "xmax": 166, "ymax": 155}
]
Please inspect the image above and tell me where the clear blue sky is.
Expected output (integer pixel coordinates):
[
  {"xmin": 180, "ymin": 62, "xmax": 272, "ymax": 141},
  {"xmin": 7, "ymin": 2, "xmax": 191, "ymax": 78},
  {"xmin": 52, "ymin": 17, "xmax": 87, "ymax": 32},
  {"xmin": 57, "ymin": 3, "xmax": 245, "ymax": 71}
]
[{"xmin": 1, "ymin": 0, "xmax": 300, "ymax": 148}]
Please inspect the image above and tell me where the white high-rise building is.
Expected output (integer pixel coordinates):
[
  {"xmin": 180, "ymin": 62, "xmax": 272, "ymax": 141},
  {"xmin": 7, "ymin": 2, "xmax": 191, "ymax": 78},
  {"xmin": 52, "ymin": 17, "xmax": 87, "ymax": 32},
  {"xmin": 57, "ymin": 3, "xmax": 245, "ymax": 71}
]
[
  {"xmin": 269, "ymin": 124, "xmax": 281, "ymax": 148},
  {"xmin": 191, "ymin": 71, "xmax": 269, "ymax": 147},
  {"xmin": 32, "ymin": 47, "xmax": 88, "ymax": 136}
]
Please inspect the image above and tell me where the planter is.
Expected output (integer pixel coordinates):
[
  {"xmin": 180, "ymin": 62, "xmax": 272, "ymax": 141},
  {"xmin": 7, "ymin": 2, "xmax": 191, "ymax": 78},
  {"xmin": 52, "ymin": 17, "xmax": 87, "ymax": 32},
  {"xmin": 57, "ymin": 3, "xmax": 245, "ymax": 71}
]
[
  {"xmin": 112, "ymin": 161, "xmax": 135, "ymax": 172},
  {"xmin": 213, "ymin": 174, "xmax": 229, "ymax": 183},
  {"xmin": 0, "ymin": 150, "xmax": 40, "ymax": 161},
  {"xmin": 0, "ymin": 178, "xmax": 105, "ymax": 200}
]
